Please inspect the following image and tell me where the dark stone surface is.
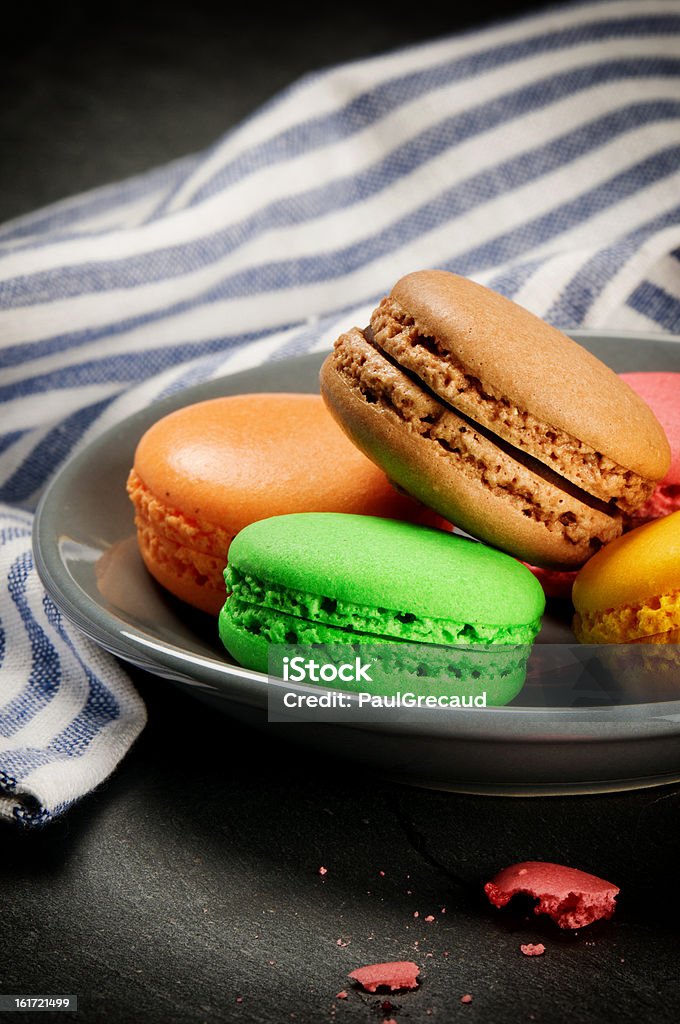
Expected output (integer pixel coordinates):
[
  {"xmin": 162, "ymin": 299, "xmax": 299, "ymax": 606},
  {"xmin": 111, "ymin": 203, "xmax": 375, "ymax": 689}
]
[
  {"xmin": 4, "ymin": 2, "xmax": 680, "ymax": 1021},
  {"xmin": 3, "ymin": 0, "xmax": 548, "ymax": 222},
  {"xmin": 2, "ymin": 675, "xmax": 680, "ymax": 1023}
]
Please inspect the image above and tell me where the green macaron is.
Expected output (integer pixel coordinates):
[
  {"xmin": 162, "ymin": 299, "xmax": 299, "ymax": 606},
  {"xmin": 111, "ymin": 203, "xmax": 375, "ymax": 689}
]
[{"xmin": 218, "ymin": 513, "xmax": 545, "ymax": 703}]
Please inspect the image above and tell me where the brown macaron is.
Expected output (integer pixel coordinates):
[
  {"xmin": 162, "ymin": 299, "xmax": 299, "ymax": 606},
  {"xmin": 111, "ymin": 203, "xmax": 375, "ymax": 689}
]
[{"xmin": 320, "ymin": 270, "xmax": 671, "ymax": 569}]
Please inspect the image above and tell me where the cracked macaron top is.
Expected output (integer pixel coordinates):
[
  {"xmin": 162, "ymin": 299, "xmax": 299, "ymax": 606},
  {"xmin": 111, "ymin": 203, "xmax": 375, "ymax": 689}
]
[{"xmin": 320, "ymin": 270, "xmax": 671, "ymax": 569}]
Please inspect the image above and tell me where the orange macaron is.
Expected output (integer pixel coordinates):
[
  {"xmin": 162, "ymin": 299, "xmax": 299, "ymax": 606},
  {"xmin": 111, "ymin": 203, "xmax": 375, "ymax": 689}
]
[{"xmin": 127, "ymin": 392, "xmax": 445, "ymax": 615}]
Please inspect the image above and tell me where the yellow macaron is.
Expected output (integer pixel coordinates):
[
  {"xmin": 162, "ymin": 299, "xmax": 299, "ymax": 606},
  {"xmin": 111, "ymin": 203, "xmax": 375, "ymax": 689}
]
[{"xmin": 572, "ymin": 510, "xmax": 680, "ymax": 644}]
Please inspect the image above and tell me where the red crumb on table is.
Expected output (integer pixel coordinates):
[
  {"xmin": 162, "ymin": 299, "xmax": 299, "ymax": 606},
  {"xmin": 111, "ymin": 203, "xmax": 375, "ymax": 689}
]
[
  {"xmin": 424, "ymin": 915, "xmax": 435, "ymax": 923},
  {"xmin": 413, "ymin": 911, "xmax": 420, "ymax": 918},
  {"xmin": 318, "ymin": 866, "xmax": 328, "ymax": 876},
  {"xmin": 461, "ymin": 994, "xmax": 473, "ymax": 1004},
  {"xmin": 336, "ymin": 938, "xmax": 349, "ymax": 947},
  {"xmin": 520, "ymin": 943, "xmax": 546, "ymax": 957},
  {"xmin": 379, "ymin": 870, "xmax": 386, "ymax": 877},
  {"xmin": 348, "ymin": 961, "xmax": 420, "ymax": 993},
  {"xmin": 484, "ymin": 861, "xmax": 619, "ymax": 929},
  {"xmin": 336, "ymin": 991, "xmax": 348, "ymax": 1000},
  {"xmin": 381, "ymin": 1001, "xmax": 394, "ymax": 1012}
]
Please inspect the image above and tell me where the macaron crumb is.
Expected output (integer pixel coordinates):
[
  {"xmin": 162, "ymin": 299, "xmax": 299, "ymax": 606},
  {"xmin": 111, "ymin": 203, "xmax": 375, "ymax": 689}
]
[
  {"xmin": 318, "ymin": 866, "xmax": 328, "ymax": 876},
  {"xmin": 520, "ymin": 943, "xmax": 546, "ymax": 957},
  {"xmin": 461, "ymin": 994, "xmax": 473, "ymax": 1004},
  {"xmin": 424, "ymin": 915, "xmax": 435, "ymax": 923},
  {"xmin": 348, "ymin": 961, "xmax": 420, "ymax": 992},
  {"xmin": 335, "ymin": 991, "xmax": 348, "ymax": 1000}
]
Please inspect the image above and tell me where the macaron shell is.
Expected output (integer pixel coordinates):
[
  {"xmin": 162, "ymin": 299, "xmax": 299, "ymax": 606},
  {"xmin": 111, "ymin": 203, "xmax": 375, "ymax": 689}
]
[
  {"xmin": 226, "ymin": 565, "xmax": 540, "ymax": 644},
  {"xmin": 226, "ymin": 512, "xmax": 545, "ymax": 627},
  {"xmin": 133, "ymin": 393, "xmax": 440, "ymax": 533},
  {"xmin": 129, "ymin": 393, "xmax": 447, "ymax": 613},
  {"xmin": 372, "ymin": 297, "xmax": 655, "ymax": 513},
  {"xmin": 620, "ymin": 373, "xmax": 680, "ymax": 485},
  {"xmin": 620, "ymin": 373, "xmax": 680, "ymax": 521},
  {"xmin": 573, "ymin": 510, "xmax": 680, "ymax": 613},
  {"xmin": 391, "ymin": 270, "xmax": 670, "ymax": 481},
  {"xmin": 321, "ymin": 352, "xmax": 621, "ymax": 569},
  {"xmin": 536, "ymin": 375, "xmax": 680, "ymax": 597},
  {"xmin": 218, "ymin": 602, "xmax": 530, "ymax": 704}
]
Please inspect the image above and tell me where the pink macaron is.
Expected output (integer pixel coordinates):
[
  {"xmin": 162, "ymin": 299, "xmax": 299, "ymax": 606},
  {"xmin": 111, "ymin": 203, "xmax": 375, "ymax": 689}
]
[
  {"xmin": 620, "ymin": 372, "xmax": 680, "ymax": 523},
  {"xmin": 527, "ymin": 371, "xmax": 679, "ymax": 600}
]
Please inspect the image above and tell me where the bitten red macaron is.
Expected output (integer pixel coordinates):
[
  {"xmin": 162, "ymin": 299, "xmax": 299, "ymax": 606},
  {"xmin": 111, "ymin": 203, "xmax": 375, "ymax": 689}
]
[
  {"xmin": 127, "ymin": 393, "xmax": 443, "ymax": 614},
  {"xmin": 484, "ymin": 860, "xmax": 619, "ymax": 929}
]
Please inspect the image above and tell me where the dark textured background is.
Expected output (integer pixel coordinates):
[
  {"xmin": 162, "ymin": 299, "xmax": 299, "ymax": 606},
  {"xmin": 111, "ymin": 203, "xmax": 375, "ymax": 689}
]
[
  {"xmin": 4, "ymin": 0, "xmax": 547, "ymax": 222},
  {"xmin": 3, "ymin": 2, "xmax": 680, "ymax": 1022},
  {"xmin": 3, "ymin": 676, "xmax": 680, "ymax": 1024}
]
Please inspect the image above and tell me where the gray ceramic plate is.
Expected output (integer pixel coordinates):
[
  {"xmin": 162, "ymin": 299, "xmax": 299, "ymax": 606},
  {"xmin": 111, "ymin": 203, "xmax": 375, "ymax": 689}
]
[{"xmin": 33, "ymin": 334, "xmax": 680, "ymax": 795}]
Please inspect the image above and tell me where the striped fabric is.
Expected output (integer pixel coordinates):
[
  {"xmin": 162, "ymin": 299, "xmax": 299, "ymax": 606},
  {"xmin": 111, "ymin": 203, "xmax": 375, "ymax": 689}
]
[{"xmin": 2, "ymin": 0, "xmax": 680, "ymax": 824}]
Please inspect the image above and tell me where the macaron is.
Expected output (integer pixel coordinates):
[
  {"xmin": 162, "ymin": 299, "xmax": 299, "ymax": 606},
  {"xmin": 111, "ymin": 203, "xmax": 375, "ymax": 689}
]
[
  {"xmin": 320, "ymin": 270, "xmax": 670, "ymax": 569},
  {"xmin": 572, "ymin": 510, "xmax": 680, "ymax": 644},
  {"xmin": 127, "ymin": 393, "xmax": 444, "ymax": 615},
  {"xmin": 219, "ymin": 512, "xmax": 545, "ymax": 701},
  {"xmin": 526, "ymin": 371, "xmax": 680, "ymax": 601},
  {"xmin": 619, "ymin": 373, "xmax": 680, "ymax": 524}
]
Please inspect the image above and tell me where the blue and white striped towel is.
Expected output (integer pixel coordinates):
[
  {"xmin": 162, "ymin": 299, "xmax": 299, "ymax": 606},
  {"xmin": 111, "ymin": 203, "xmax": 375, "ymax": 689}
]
[{"xmin": 2, "ymin": 0, "xmax": 680, "ymax": 825}]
